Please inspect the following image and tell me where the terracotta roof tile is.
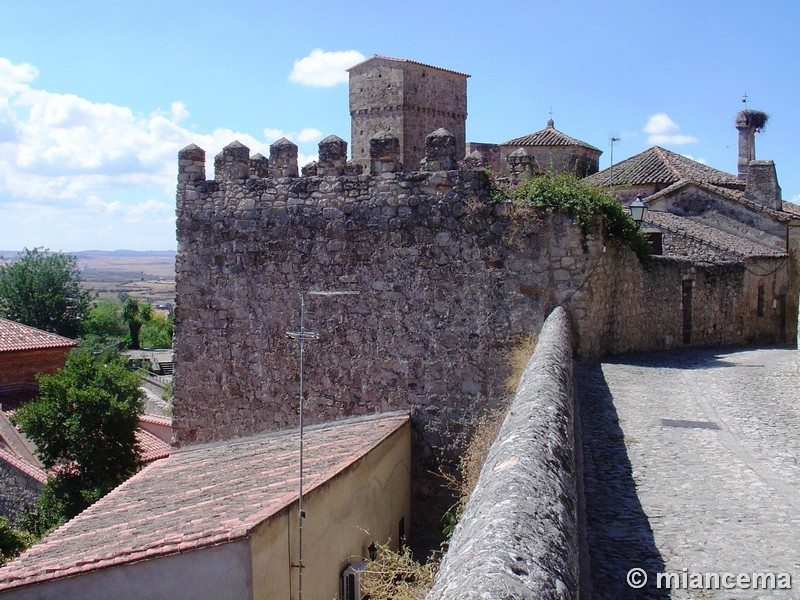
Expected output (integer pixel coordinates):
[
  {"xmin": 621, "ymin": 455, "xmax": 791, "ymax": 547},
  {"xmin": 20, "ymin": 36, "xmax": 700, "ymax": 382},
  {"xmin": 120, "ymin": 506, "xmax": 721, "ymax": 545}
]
[
  {"xmin": 0, "ymin": 412, "xmax": 409, "ymax": 591},
  {"xmin": 0, "ymin": 446, "xmax": 47, "ymax": 484},
  {"xmin": 584, "ymin": 146, "xmax": 744, "ymax": 189},
  {"xmin": 135, "ymin": 428, "xmax": 170, "ymax": 463},
  {"xmin": 502, "ymin": 122, "xmax": 600, "ymax": 152},
  {"xmin": 0, "ymin": 318, "xmax": 78, "ymax": 353}
]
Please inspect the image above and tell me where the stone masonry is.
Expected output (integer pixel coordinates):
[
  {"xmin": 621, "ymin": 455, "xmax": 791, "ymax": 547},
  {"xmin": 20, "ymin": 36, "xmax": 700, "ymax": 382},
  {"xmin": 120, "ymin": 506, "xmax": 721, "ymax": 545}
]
[
  {"xmin": 348, "ymin": 56, "xmax": 468, "ymax": 171},
  {"xmin": 174, "ymin": 130, "xmax": 789, "ymax": 530}
]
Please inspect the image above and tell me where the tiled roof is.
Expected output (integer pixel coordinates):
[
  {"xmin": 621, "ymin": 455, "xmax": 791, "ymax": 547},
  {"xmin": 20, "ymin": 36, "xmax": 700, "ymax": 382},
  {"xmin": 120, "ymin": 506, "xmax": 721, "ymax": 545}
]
[
  {"xmin": 645, "ymin": 180, "xmax": 796, "ymax": 224},
  {"xmin": 135, "ymin": 428, "xmax": 170, "ymax": 463},
  {"xmin": 583, "ymin": 146, "xmax": 745, "ymax": 189},
  {"xmin": 781, "ymin": 201, "xmax": 800, "ymax": 217},
  {"xmin": 0, "ymin": 412, "xmax": 410, "ymax": 591},
  {"xmin": 0, "ymin": 318, "xmax": 77, "ymax": 353},
  {"xmin": 347, "ymin": 54, "xmax": 470, "ymax": 78},
  {"xmin": 138, "ymin": 413, "xmax": 172, "ymax": 428},
  {"xmin": 502, "ymin": 121, "xmax": 601, "ymax": 152},
  {"xmin": 645, "ymin": 210, "xmax": 787, "ymax": 258},
  {"xmin": 0, "ymin": 446, "xmax": 46, "ymax": 484}
]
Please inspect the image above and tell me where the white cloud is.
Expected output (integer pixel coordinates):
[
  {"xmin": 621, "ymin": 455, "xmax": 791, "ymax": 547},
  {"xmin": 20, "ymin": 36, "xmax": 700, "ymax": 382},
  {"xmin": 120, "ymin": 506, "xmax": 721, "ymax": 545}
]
[
  {"xmin": 643, "ymin": 113, "xmax": 699, "ymax": 146},
  {"xmin": 0, "ymin": 55, "xmax": 329, "ymax": 249},
  {"xmin": 297, "ymin": 128, "xmax": 322, "ymax": 143},
  {"xmin": 0, "ymin": 57, "xmax": 38, "ymax": 99},
  {"xmin": 289, "ymin": 49, "xmax": 365, "ymax": 87}
]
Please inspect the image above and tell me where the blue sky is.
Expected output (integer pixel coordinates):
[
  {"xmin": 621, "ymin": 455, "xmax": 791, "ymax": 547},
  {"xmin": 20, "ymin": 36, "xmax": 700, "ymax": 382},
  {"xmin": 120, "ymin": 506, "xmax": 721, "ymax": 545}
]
[{"xmin": 1, "ymin": 0, "xmax": 798, "ymax": 251}]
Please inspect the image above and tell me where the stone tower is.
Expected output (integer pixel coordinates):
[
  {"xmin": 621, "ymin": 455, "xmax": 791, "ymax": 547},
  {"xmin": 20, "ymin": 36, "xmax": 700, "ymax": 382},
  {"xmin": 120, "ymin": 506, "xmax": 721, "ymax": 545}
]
[{"xmin": 348, "ymin": 55, "xmax": 469, "ymax": 171}]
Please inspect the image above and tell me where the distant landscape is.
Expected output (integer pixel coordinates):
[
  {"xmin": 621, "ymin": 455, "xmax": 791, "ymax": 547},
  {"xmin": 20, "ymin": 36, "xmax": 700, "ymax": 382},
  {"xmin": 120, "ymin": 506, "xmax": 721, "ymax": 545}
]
[{"xmin": 0, "ymin": 249, "xmax": 176, "ymax": 308}]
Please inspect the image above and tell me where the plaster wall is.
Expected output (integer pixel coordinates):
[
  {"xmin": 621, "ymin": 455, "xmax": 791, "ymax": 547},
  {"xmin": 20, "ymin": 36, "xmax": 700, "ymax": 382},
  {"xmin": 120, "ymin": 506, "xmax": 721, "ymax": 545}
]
[
  {"xmin": 0, "ymin": 540, "xmax": 253, "ymax": 600},
  {"xmin": 250, "ymin": 419, "xmax": 411, "ymax": 600}
]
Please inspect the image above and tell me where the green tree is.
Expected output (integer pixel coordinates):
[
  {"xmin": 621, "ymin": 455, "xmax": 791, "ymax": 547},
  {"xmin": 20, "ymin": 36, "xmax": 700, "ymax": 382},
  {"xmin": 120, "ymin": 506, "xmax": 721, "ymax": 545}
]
[
  {"xmin": 81, "ymin": 298, "xmax": 128, "ymax": 352},
  {"xmin": 139, "ymin": 311, "xmax": 173, "ymax": 349},
  {"xmin": 0, "ymin": 517, "xmax": 34, "ymax": 565},
  {"xmin": 0, "ymin": 247, "xmax": 94, "ymax": 338},
  {"xmin": 12, "ymin": 349, "xmax": 143, "ymax": 525},
  {"xmin": 121, "ymin": 296, "xmax": 153, "ymax": 350}
]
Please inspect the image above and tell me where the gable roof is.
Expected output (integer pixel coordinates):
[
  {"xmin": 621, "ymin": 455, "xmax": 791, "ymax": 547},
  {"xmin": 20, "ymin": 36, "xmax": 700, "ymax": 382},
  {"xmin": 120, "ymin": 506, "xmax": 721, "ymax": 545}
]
[
  {"xmin": 583, "ymin": 146, "xmax": 744, "ymax": 189},
  {"xmin": 502, "ymin": 120, "xmax": 601, "ymax": 152},
  {"xmin": 645, "ymin": 179, "xmax": 798, "ymax": 224},
  {"xmin": 0, "ymin": 318, "xmax": 77, "ymax": 353},
  {"xmin": 645, "ymin": 210, "xmax": 787, "ymax": 258},
  {"xmin": 0, "ymin": 412, "xmax": 409, "ymax": 592}
]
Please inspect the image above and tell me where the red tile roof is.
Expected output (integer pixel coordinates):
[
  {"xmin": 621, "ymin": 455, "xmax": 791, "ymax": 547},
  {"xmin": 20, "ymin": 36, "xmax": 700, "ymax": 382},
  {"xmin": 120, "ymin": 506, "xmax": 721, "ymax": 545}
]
[
  {"xmin": 0, "ymin": 412, "xmax": 409, "ymax": 591},
  {"xmin": 0, "ymin": 446, "xmax": 46, "ymax": 484},
  {"xmin": 583, "ymin": 146, "xmax": 745, "ymax": 189},
  {"xmin": 0, "ymin": 318, "xmax": 78, "ymax": 353},
  {"xmin": 135, "ymin": 428, "xmax": 170, "ymax": 463},
  {"xmin": 503, "ymin": 121, "xmax": 600, "ymax": 152}
]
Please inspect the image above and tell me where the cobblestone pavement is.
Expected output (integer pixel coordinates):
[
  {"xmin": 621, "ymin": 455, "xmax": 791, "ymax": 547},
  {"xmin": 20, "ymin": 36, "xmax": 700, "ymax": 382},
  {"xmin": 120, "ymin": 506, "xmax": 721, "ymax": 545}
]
[{"xmin": 577, "ymin": 346, "xmax": 800, "ymax": 599}]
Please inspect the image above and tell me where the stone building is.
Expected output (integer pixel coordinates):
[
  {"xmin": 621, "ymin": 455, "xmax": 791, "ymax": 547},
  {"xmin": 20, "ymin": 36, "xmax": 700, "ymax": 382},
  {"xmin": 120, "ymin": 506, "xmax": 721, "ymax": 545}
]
[
  {"xmin": 499, "ymin": 118, "xmax": 601, "ymax": 177},
  {"xmin": 348, "ymin": 55, "xmax": 468, "ymax": 171}
]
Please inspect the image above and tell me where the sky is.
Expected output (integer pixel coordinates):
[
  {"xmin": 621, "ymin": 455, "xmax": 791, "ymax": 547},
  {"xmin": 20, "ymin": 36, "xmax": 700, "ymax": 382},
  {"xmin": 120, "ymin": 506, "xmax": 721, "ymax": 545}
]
[{"xmin": 1, "ymin": 0, "xmax": 798, "ymax": 251}]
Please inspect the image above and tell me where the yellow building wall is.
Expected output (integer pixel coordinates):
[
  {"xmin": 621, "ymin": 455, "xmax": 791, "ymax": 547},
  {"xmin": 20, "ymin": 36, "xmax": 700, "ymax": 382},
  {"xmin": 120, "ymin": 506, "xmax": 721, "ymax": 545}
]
[{"xmin": 250, "ymin": 419, "xmax": 411, "ymax": 600}]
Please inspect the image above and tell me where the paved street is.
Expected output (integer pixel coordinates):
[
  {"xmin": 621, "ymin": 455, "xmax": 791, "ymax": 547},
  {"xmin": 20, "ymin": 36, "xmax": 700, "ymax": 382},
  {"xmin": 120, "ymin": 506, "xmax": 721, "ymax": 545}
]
[{"xmin": 577, "ymin": 346, "xmax": 800, "ymax": 599}]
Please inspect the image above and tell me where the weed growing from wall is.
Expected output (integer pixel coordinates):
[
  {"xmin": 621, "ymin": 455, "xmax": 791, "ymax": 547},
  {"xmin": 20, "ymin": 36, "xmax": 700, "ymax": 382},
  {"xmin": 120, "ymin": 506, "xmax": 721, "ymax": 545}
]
[{"xmin": 486, "ymin": 171, "xmax": 652, "ymax": 266}]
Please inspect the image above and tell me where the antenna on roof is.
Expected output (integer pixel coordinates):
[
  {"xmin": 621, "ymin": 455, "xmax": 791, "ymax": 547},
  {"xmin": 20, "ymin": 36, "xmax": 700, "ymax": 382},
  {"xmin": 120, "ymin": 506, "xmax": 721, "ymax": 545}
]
[
  {"xmin": 285, "ymin": 289, "xmax": 359, "ymax": 600},
  {"xmin": 609, "ymin": 136, "xmax": 621, "ymax": 188}
]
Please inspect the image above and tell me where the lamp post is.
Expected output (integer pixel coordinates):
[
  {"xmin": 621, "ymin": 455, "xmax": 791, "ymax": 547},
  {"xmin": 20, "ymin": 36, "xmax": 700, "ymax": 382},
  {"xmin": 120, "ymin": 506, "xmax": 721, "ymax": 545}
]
[{"xmin": 629, "ymin": 195, "xmax": 647, "ymax": 228}]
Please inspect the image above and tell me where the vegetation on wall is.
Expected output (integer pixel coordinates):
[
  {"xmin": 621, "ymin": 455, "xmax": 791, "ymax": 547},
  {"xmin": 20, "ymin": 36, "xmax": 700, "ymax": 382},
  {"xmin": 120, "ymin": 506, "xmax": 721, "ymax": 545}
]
[
  {"xmin": 0, "ymin": 517, "xmax": 34, "ymax": 566},
  {"xmin": 488, "ymin": 172, "xmax": 652, "ymax": 266}
]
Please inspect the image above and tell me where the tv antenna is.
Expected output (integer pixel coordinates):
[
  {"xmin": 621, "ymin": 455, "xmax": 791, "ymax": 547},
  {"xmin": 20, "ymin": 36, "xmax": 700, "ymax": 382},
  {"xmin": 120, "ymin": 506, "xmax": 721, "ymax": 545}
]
[
  {"xmin": 285, "ymin": 289, "xmax": 359, "ymax": 600},
  {"xmin": 609, "ymin": 136, "xmax": 621, "ymax": 188}
]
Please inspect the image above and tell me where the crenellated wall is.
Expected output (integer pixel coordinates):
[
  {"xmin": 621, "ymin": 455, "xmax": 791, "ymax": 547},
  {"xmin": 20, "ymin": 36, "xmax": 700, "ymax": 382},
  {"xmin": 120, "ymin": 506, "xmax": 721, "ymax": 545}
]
[{"xmin": 174, "ymin": 130, "xmax": 791, "ymax": 530}]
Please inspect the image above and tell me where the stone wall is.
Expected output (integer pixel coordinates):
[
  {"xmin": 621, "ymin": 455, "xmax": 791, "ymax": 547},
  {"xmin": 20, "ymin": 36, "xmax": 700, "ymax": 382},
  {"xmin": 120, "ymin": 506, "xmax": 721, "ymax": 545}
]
[
  {"xmin": 0, "ymin": 450, "xmax": 45, "ymax": 521},
  {"xmin": 174, "ymin": 135, "xmax": 792, "ymax": 530},
  {"xmin": 427, "ymin": 306, "xmax": 579, "ymax": 600}
]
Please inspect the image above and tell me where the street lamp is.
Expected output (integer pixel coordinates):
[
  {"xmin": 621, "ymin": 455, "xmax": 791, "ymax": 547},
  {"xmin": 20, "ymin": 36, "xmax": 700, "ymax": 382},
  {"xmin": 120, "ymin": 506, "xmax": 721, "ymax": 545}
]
[{"xmin": 629, "ymin": 195, "xmax": 647, "ymax": 228}]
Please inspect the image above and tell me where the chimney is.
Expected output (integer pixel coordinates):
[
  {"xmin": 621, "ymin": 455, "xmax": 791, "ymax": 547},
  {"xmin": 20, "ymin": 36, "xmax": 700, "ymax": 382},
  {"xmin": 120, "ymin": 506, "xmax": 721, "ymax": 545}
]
[
  {"xmin": 735, "ymin": 109, "xmax": 769, "ymax": 181},
  {"xmin": 744, "ymin": 160, "xmax": 782, "ymax": 211}
]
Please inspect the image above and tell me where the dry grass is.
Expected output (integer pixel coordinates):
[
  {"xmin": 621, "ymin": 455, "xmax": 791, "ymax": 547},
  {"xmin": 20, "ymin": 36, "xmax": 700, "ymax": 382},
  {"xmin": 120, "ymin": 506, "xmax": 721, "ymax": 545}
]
[
  {"xmin": 504, "ymin": 333, "xmax": 537, "ymax": 393},
  {"xmin": 361, "ymin": 543, "xmax": 438, "ymax": 600}
]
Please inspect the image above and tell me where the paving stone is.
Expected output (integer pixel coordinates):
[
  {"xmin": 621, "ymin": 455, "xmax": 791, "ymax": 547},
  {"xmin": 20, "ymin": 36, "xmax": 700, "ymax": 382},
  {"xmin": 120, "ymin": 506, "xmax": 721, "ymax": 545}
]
[{"xmin": 578, "ymin": 346, "xmax": 800, "ymax": 599}]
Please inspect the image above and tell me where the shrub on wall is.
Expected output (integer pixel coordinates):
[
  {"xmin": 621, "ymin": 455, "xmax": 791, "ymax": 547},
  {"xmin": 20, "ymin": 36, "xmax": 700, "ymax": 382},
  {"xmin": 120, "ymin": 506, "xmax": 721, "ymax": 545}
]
[{"xmin": 492, "ymin": 172, "xmax": 651, "ymax": 266}]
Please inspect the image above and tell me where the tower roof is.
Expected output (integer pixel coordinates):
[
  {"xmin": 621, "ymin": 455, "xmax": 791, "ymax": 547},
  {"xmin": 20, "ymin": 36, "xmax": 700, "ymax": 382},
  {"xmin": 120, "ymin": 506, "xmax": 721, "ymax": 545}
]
[
  {"xmin": 347, "ymin": 54, "xmax": 470, "ymax": 78},
  {"xmin": 583, "ymin": 146, "xmax": 744, "ymax": 189},
  {"xmin": 502, "ymin": 121, "xmax": 600, "ymax": 152}
]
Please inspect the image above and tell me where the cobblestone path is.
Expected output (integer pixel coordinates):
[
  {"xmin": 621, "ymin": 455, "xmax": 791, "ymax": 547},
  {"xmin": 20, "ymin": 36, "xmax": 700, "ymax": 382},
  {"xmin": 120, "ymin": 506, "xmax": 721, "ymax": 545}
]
[{"xmin": 577, "ymin": 346, "xmax": 800, "ymax": 599}]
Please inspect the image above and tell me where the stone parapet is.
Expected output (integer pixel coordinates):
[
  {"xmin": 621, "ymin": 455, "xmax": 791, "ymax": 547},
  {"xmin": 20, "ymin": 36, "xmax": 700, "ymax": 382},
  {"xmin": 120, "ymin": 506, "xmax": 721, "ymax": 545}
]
[{"xmin": 427, "ymin": 306, "xmax": 579, "ymax": 599}]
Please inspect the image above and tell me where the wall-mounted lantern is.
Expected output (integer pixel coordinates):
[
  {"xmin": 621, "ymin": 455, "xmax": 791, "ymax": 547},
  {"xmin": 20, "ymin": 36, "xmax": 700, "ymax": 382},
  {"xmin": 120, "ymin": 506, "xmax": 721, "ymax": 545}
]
[{"xmin": 629, "ymin": 195, "xmax": 647, "ymax": 228}]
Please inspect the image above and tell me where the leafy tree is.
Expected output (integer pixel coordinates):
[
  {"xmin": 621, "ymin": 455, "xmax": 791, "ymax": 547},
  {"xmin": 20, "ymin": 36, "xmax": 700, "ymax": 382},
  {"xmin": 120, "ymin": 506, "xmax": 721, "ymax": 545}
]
[
  {"xmin": 0, "ymin": 517, "xmax": 34, "ymax": 565},
  {"xmin": 0, "ymin": 247, "xmax": 94, "ymax": 338},
  {"xmin": 12, "ymin": 349, "xmax": 143, "ymax": 525},
  {"xmin": 80, "ymin": 298, "xmax": 128, "ymax": 352},
  {"xmin": 121, "ymin": 296, "xmax": 153, "ymax": 350},
  {"xmin": 139, "ymin": 310, "xmax": 173, "ymax": 349}
]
